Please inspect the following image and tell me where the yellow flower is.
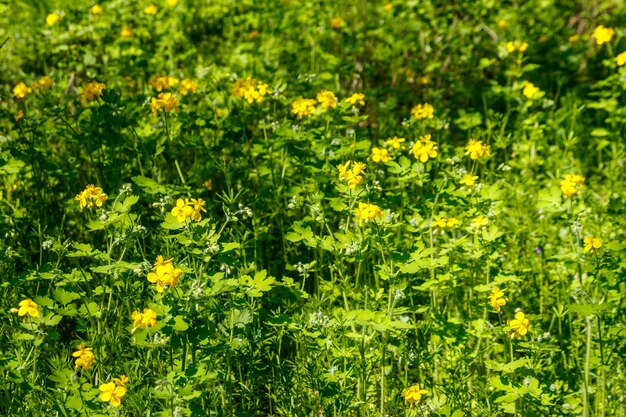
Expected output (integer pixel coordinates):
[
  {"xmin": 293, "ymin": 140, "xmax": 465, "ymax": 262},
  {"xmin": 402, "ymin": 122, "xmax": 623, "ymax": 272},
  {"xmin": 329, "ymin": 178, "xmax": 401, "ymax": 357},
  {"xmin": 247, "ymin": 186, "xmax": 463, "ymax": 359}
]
[
  {"xmin": 11, "ymin": 298, "xmax": 40, "ymax": 318},
  {"xmin": 33, "ymin": 76, "xmax": 54, "ymax": 90},
  {"xmin": 497, "ymin": 19, "xmax": 508, "ymax": 29},
  {"xmin": 190, "ymin": 198, "xmax": 207, "ymax": 221},
  {"xmin": 15, "ymin": 110, "xmax": 24, "ymax": 122},
  {"xmin": 344, "ymin": 93, "xmax": 365, "ymax": 106},
  {"xmin": 337, "ymin": 161, "xmax": 366, "ymax": 189},
  {"xmin": 147, "ymin": 260, "xmax": 183, "ymax": 292},
  {"xmin": 505, "ymin": 40, "xmax": 528, "ymax": 53},
  {"xmin": 232, "ymin": 77, "xmax": 269, "ymax": 104},
  {"xmin": 508, "ymin": 311, "xmax": 531, "ymax": 338},
  {"xmin": 522, "ymin": 81, "xmax": 540, "ymax": 99},
  {"xmin": 569, "ymin": 34, "xmax": 580, "ymax": 44},
  {"xmin": 72, "ymin": 345, "xmax": 95, "ymax": 370},
  {"xmin": 354, "ymin": 202, "xmax": 383, "ymax": 225},
  {"xmin": 446, "ymin": 218, "xmax": 460, "ymax": 228},
  {"xmin": 75, "ymin": 184, "xmax": 108, "ymax": 209},
  {"xmin": 120, "ymin": 26, "xmax": 133, "ymax": 38},
  {"xmin": 112, "ymin": 375, "xmax": 129, "ymax": 387},
  {"xmin": 150, "ymin": 92, "xmax": 179, "ymax": 115},
  {"xmin": 471, "ymin": 216, "xmax": 489, "ymax": 228},
  {"xmin": 13, "ymin": 82, "xmax": 32, "ymax": 99},
  {"xmin": 316, "ymin": 90, "xmax": 337, "ymax": 109},
  {"xmin": 171, "ymin": 198, "xmax": 194, "ymax": 222},
  {"xmin": 465, "ymin": 139, "xmax": 490, "ymax": 160},
  {"xmin": 386, "ymin": 136, "xmax": 405, "ymax": 150},
  {"xmin": 150, "ymin": 76, "xmax": 179, "ymax": 91},
  {"xmin": 459, "ymin": 174, "xmax": 478, "ymax": 187},
  {"xmin": 488, "ymin": 286, "xmax": 506, "ymax": 312},
  {"xmin": 291, "ymin": 98, "xmax": 317, "ymax": 118},
  {"xmin": 91, "ymin": 5, "xmax": 103, "ymax": 15},
  {"xmin": 616, "ymin": 51, "xmax": 626, "ymax": 66},
  {"xmin": 560, "ymin": 174, "xmax": 585, "ymax": 198},
  {"xmin": 411, "ymin": 134, "xmax": 437, "ymax": 163},
  {"xmin": 167, "ymin": 0, "xmax": 178, "ymax": 6},
  {"xmin": 46, "ymin": 12, "xmax": 61, "ymax": 26},
  {"xmin": 410, "ymin": 103, "xmax": 434, "ymax": 119},
  {"xmin": 145, "ymin": 4, "xmax": 158, "ymax": 15},
  {"xmin": 383, "ymin": 2, "xmax": 393, "ymax": 11},
  {"xmin": 330, "ymin": 17, "xmax": 345, "ymax": 29},
  {"xmin": 99, "ymin": 382, "xmax": 127, "ymax": 407},
  {"xmin": 583, "ymin": 237, "xmax": 603, "ymax": 254},
  {"xmin": 432, "ymin": 216, "xmax": 447, "ymax": 228},
  {"xmin": 402, "ymin": 384, "xmax": 428, "ymax": 405},
  {"xmin": 370, "ymin": 147, "xmax": 390, "ymax": 163},
  {"xmin": 179, "ymin": 79, "xmax": 198, "ymax": 95},
  {"xmin": 592, "ymin": 25, "xmax": 615, "ymax": 45},
  {"xmin": 131, "ymin": 308, "xmax": 157, "ymax": 332},
  {"xmin": 81, "ymin": 82, "xmax": 106, "ymax": 105},
  {"xmin": 432, "ymin": 217, "xmax": 459, "ymax": 229}
]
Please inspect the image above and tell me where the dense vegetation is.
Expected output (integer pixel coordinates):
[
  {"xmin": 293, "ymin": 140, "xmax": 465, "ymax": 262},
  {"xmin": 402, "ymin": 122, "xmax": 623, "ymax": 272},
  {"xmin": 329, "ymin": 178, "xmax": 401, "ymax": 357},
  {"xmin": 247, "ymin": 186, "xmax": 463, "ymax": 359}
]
[{"xmin": 1, "ymin": 0, "xmax": 626, "ymax": 416}]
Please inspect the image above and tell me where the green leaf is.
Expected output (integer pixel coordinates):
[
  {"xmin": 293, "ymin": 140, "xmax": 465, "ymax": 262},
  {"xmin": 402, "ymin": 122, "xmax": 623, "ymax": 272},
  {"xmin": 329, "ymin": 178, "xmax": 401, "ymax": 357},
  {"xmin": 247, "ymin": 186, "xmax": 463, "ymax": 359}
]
[
  {"xmin": 221, "ymin": 242, "xmax": 240, "ymax": 252},
  {"xmin": 172, "ymin": 315, "xmax": 189, "ymax": 331},
  {"xmin": 485, "ymin": 358, "xmax": 527, "ymax": 373},
  {"xmin": 132, "ymin": 176, "xmax": 168, "ymax": 194},
  {"xmin": 161, "ymin": 213, "xmax": 186, "ymax": 230},
  {"xmin": 52, "ymin": 288, "xmax": 81, "ymax": 306}
]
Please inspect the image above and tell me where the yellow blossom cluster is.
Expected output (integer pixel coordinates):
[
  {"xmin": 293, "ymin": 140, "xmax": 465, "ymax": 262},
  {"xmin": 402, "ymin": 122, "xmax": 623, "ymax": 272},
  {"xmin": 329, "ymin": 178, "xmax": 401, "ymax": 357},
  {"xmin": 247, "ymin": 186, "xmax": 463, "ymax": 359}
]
[
  {"xmin": 13, "ymin": 76, "xmax": 55, "ymax": 99},
  {"xmin": 180, "ymin": 79, "xmax": 199, "ymax": 95},
  {"xmin": 465, "ymin": 139, "xmax": 490, "ymax": 160},
  {"xmin": 616, "ymin": 51, "xmax": 626, "ymax": 66},
  {"xmin": 316, "ymin": 90, "xmax": 337, "ymax": 109},
  {"xmin": 10, "ymin": 298, "xmax": 39, "ymax": 318},
  {"xmin": 170, "ymin": 198, "xmax": 207, "ymax": 222},
  {"xmin": 522, "ymin": 81, "xmax": 540, "ymax": 99},
  {"xmin": 33, "ymin": 76, "xmax": 54, "ymax": 90},
  {"xmin": 150, "ymin": 76, "xmax": 179, "ymax": 91},
  {"xmin": 121, "ymin": 26, "xmax": 133, "ymax": 38},
  {"xmin": 233, "ymin": 77, "xmax": 270, "ymax": 104},
  {"xmin": 560, "ymin": 174, "xmax": 585, "ymax": 198},
  {"xmin": 99, "ymin": 375, "xmax": 128, "ymax": 407},
  {"xmin": 344, "ymin": 93, "xmax": 365, "ymax": 106},
  {"xmin": 145, "ymin": 4, "xmax": 158, "ymax": 15},
  {"xmin": 411, "ymin": 134, "xmax": 438, "ymax": 162},
  {"xmin": 72, "ymin": 345, "xmax": 95, "ymax": 370},
  {"xmin": 337, "ymin": 161, "xmax": 366, "ymax": 189},
  {"xmin": 131, "ymin": 308, "xmax": 157, "ymax": 332},
  {"xmin": 583, "ymin": 237, "xmax": 602, "ymax": 254},
  {"xmin": 402, "ymin": 384, "xmax": 428, "ymax": 405},
  {"xmin": 411, "ymin": 103, "xmax": 434, "ymax": 119},
  {"xmin": 432, "ymin": 216, "xmax": 460, "ymax": 229},
  {"xmin": 459, "ymin": 174, "xmax": 478, "ymax": 187},
  {"xmin": 13, "ymin": 82, "xmax": 32, "ymax": 99},
  {"xmin": 91, "ymin": 4, "xmax": 103, "ymax": 15},
  {"xmin": 330, "ymin": 16, "xmax": 345, "ymax": 29},
  {"xmin": 471, "ymin": 216, "xmax": 489, "ymax": 228},
  {"xmin": 150, "ymin": 92, "xmax": 179, "ymax": 115},
  {"xmin": 508, "ymin": 311, "xmax": 531, "ymax": 338},
  {"xmin": 46, "ymin": 12, "xmax": 61, "ymax": 26},
  {"xmin": 147, "ymin": 255, "xmax": 183, "ymax": 293},
  {"xmin": 354, "ymin": 202, "xmax": 383, "ymax": 225},
  {"xmin": 592, "ymin": 25, "xmax": 614, "ymax": 45},
  {"xmin": 386, "ymin": 136, "xmax": 405, "ymax": 150},
  {"xmin": 488, "ymin": 286, "xmax": 507, "ymax": 312},
  {"xmin": 370, "ymin": 147, "xmax": 390, "ymax": 163},
  {"xmin": 505, "ymin": 40, "xmax": 528, "ymax": 53},
  {"xmin": 81, "ymin": 81, "xmax": 106, "ymax": 105},
  {"xmin": 291, "ymin": 98, "xmax": 317, "ymax": 118},
  {"xmin": 75, "ymin": 184, "xmax": 108, "ymax": 209}
]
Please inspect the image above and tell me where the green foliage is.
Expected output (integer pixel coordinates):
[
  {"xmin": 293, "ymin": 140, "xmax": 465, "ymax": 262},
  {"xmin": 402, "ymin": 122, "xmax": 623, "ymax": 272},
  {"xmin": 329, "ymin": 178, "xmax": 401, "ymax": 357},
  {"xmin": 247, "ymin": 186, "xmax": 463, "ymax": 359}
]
[{"xmin": 1, "ymin": 0, "xmax": 626, "ymax": 416}]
